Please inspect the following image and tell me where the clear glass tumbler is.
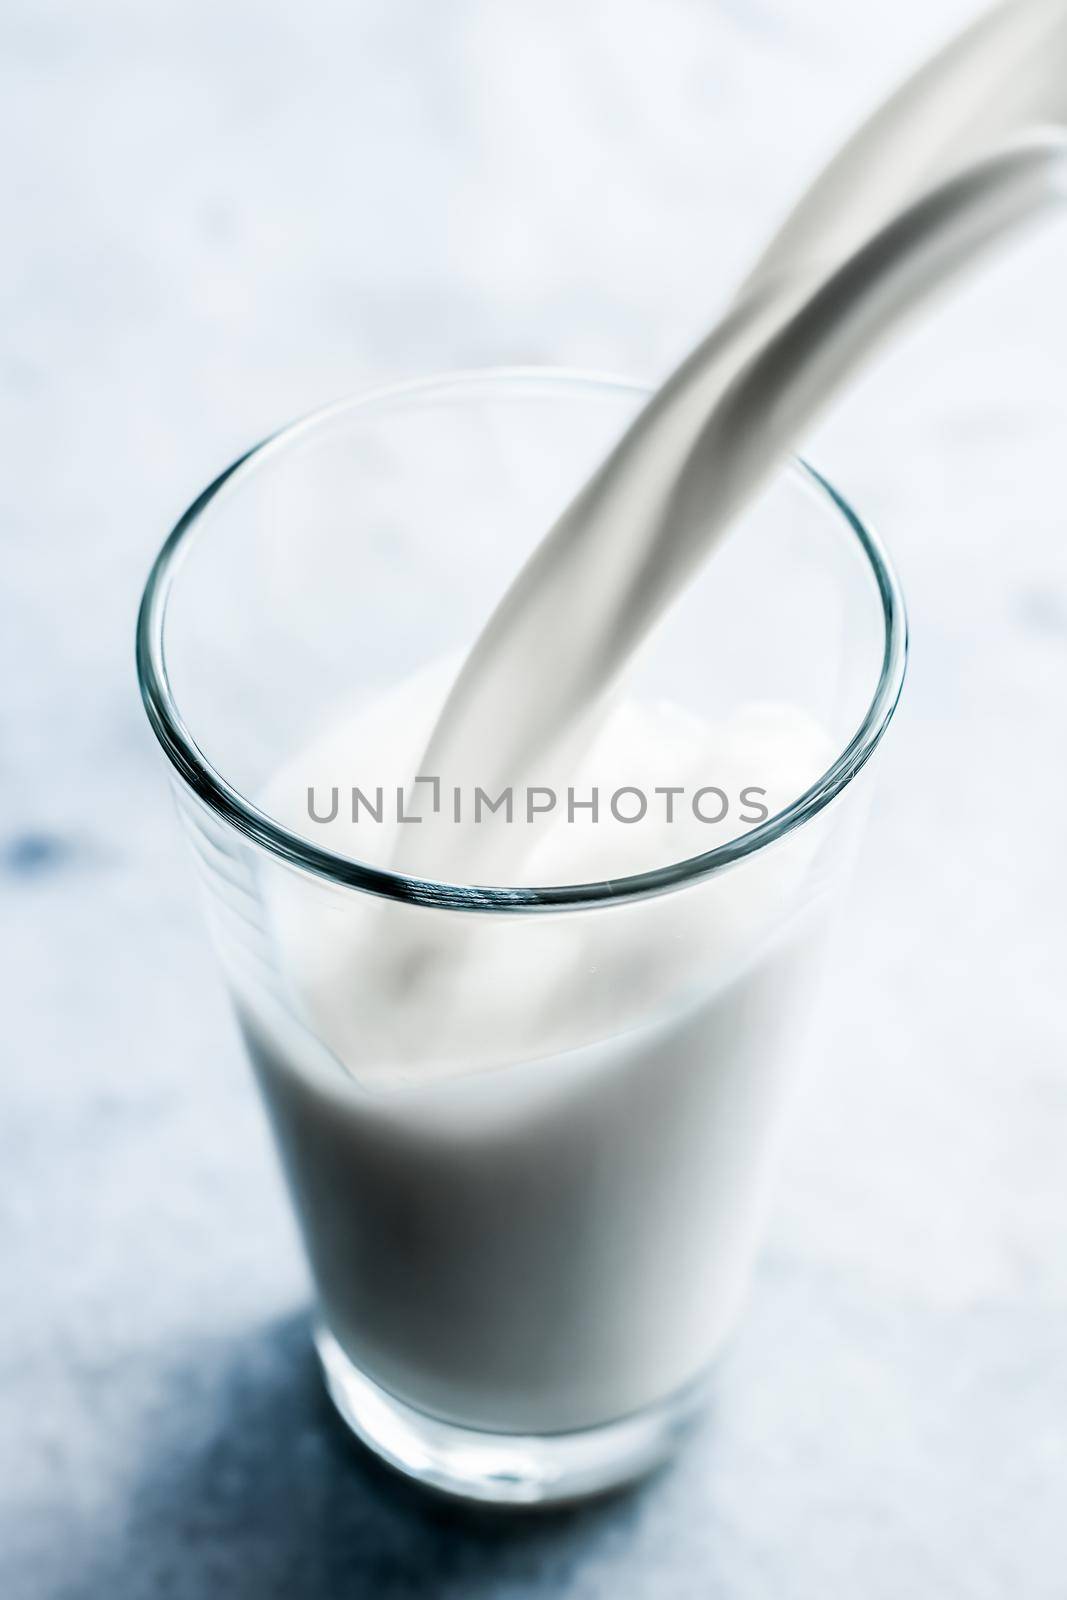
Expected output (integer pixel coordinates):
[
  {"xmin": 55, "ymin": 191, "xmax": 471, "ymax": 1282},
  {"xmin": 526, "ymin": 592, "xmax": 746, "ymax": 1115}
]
[{"xmin": 137, "ymin": 369, "xmax": 905, "ymax": 1506}]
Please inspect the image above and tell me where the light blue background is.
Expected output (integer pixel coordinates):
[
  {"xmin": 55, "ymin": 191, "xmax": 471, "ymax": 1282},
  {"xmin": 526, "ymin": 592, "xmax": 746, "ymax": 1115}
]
[{"xmin": 3, "ymin": 2, "xmax": 1065, "ymax": 1595}]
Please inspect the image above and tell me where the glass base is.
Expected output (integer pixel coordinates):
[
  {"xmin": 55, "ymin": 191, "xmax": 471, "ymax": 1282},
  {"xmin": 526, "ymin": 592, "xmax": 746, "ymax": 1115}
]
[{"xmin": 314, "ymin": 1322, "xmax": 707, "ymax": 1507}]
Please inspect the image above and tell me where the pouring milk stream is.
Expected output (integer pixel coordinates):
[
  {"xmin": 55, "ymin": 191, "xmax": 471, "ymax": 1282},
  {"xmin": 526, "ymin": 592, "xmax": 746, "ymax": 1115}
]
[{"xmin": 405, "ymin": 0, "xmax": 1067, "ymax": 885}]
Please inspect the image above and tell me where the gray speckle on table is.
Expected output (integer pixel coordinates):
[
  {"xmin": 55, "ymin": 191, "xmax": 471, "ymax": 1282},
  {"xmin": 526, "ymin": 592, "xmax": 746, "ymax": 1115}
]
[{"xmin": 2, "ymin": 1, "xmax": 1065, "ymax": 1596}]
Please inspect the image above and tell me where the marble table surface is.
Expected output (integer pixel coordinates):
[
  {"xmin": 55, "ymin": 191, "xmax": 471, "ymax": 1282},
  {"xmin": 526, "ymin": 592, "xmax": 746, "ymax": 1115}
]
[{"xmin": 3, "ymin": 1, "xmax": 1066, "ymax": 1595}]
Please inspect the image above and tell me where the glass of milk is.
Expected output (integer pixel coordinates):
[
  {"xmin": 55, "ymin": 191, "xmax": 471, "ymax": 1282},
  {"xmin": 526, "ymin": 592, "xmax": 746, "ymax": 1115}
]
[{"xmin": 137, "ymin": 370, "xmax": 905, "ymax": 1505}]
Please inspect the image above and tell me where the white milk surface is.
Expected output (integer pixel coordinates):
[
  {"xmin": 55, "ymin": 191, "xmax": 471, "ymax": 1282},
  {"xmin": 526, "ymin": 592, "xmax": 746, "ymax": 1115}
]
[{"xmin": 232, "ymin": 674, "xmax": 841, "ymax": 1432}]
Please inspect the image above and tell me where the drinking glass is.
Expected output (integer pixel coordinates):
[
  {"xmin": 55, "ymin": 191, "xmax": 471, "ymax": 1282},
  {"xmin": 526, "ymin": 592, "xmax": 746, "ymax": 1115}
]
[{"xmin": 137, "ymin": 369, "xmax": 906, "ymax": 1505}]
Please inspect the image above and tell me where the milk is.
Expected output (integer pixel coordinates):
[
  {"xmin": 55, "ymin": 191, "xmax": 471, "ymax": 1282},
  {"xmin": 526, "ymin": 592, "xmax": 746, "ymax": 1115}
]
[
  {"xmin": 227, "ymin": 672, "xmax": 844, "ymax": 1431},
  {"xmin": 161, "ymin": 0, "xmax": 1067, "ymax": 1453}
]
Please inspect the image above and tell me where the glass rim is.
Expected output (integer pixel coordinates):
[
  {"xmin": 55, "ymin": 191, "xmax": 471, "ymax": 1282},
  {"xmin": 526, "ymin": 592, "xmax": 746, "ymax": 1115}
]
[{"xmin": 136, "ymin": 365, "xmax": 908, "ymax": 914}]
